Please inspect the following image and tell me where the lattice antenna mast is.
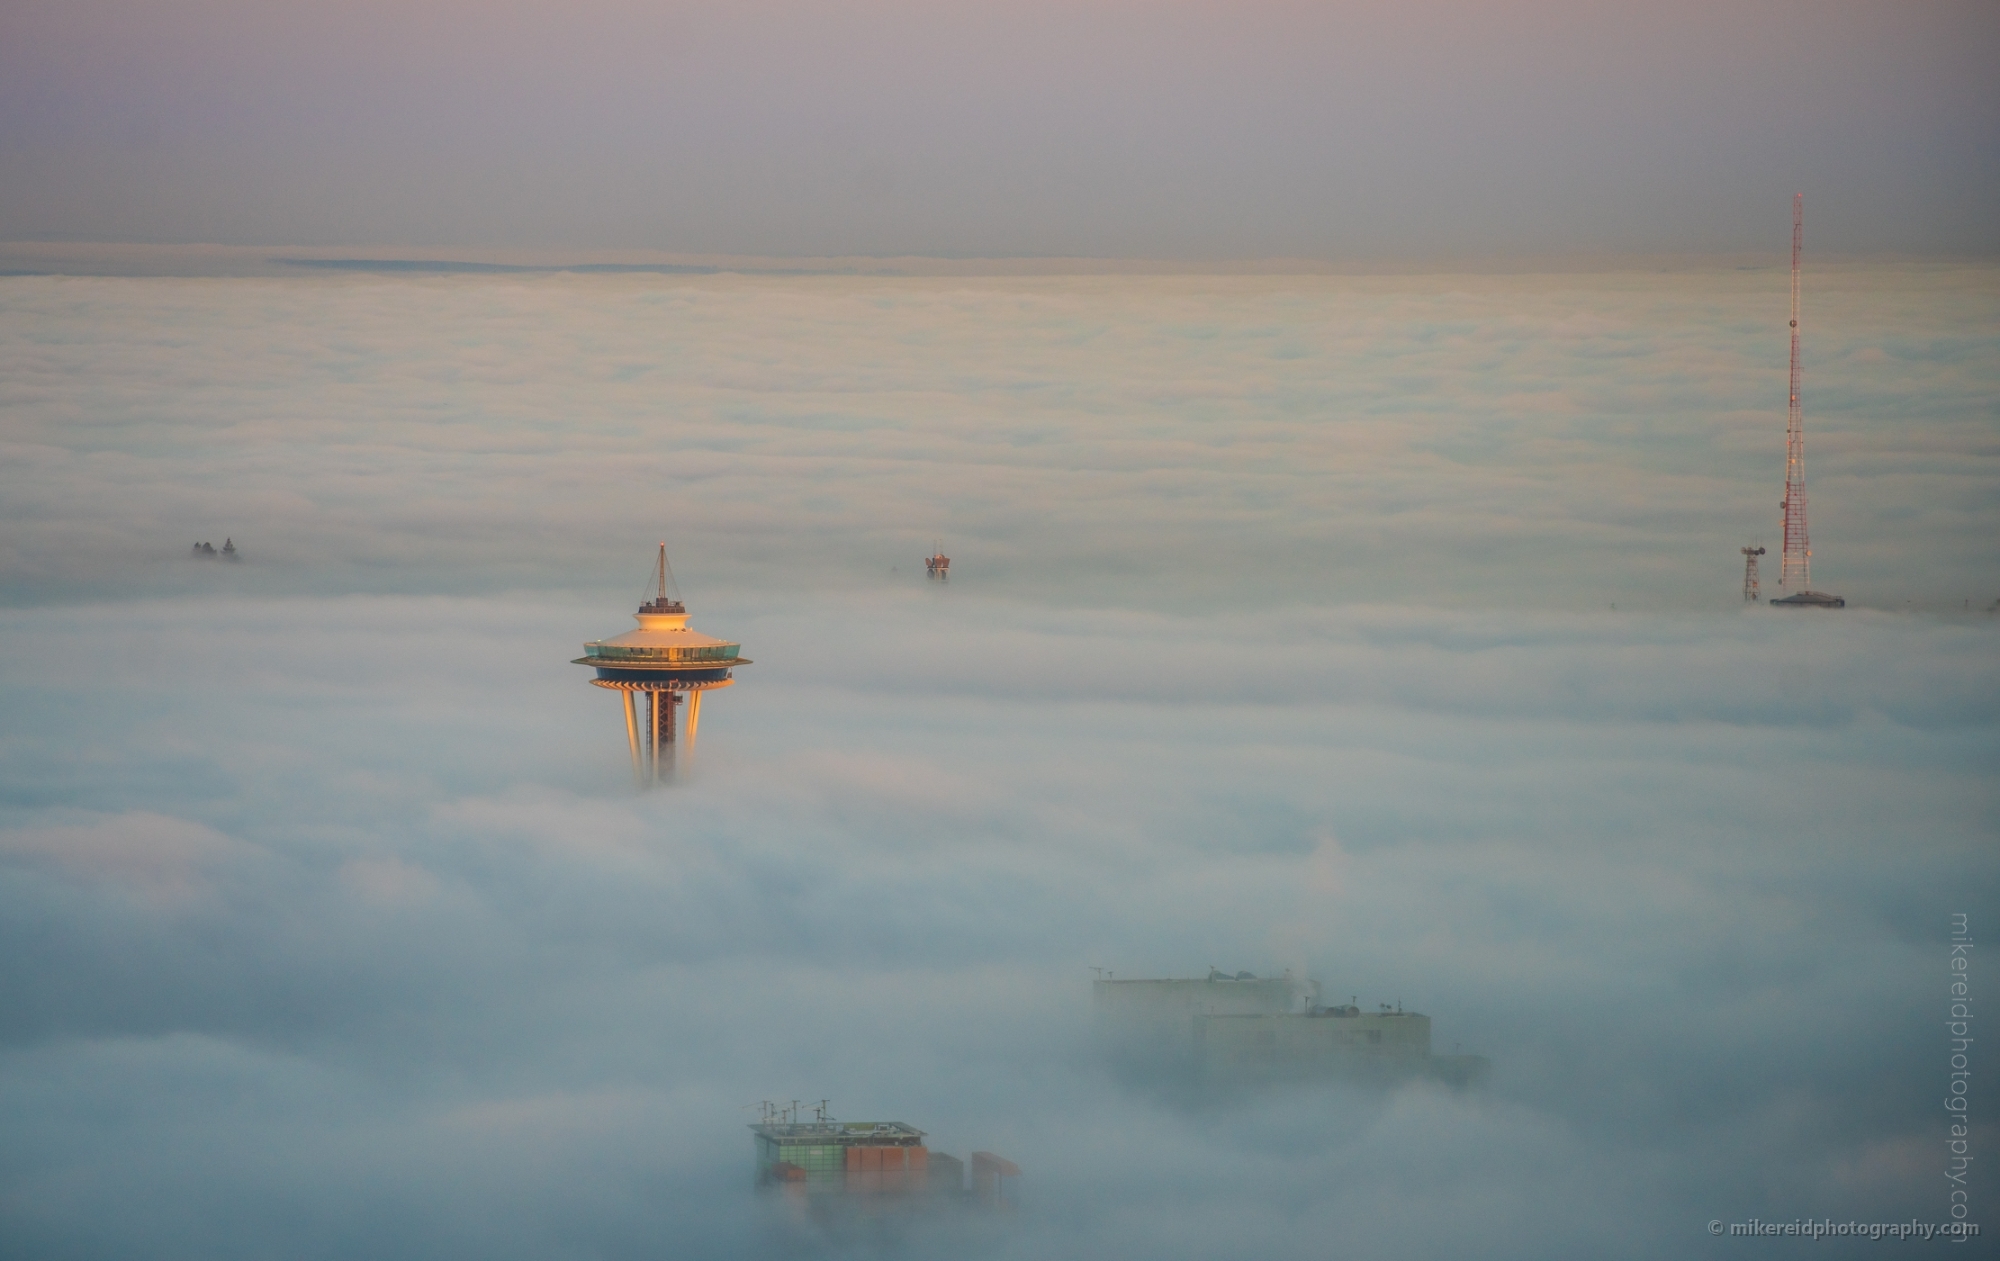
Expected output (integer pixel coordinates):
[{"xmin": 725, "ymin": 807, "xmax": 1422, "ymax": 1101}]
[{"xmin": 1780, "ymin": 194, "xmax": 1810, "ymax": 589}]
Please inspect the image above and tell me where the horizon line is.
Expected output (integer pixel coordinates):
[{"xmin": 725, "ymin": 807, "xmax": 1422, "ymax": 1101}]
[{"xmin": 3, "ymin": 239, "xmax": 1993, "ymax": 281}]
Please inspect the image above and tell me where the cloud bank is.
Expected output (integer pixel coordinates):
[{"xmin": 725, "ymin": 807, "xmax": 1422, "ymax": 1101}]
[
  {"xmin": 2, "ymin": 266, "xmax": 1994, "ymax": 609},
  {"xmin": 1, "ymin": 587, "xmax": 1994, "ymax": 1258},
  {"xmin": 0, "ymin": 266, "xmax": 1994, "ymax": 1257}
]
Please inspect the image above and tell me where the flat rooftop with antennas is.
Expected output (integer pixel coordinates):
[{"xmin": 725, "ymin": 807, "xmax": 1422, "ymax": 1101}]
[
  {"xmin": 1093, "ymin": 969, "xmax": 1489, "ymax": 1088},
  {"xmin": 750, "ymin": 1102, "xmax": 1018, "ymax": 1208}
]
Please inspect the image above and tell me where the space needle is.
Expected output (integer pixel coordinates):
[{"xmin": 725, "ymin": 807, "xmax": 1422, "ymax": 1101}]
[{"xmin": 575, "ymin": 545, "xmax": 750, "ymax": 784}]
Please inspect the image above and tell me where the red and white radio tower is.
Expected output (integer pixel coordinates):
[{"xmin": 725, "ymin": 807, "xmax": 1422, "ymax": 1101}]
[
  {"xmin": 1771, "ymin": 195, "xmax": 1844, "ymax": 608},
  {"xmin": 1780, "ymin": 193, "xmax": 1809, "ymax": 590}
]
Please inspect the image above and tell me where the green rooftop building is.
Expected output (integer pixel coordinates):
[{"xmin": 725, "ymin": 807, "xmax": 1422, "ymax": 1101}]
[{"xmin": 752, "ymin": 1117, "xmax": 930, "ymax": 1196}]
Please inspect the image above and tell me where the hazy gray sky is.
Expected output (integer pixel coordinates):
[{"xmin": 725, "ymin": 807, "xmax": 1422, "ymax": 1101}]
[{"xmin": 2, "ymin": 0, "xmax": 1996, "ymax": 256}]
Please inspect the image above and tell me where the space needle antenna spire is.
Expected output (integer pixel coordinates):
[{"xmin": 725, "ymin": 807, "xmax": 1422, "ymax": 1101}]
[{"xmin": 1780, "ymin": 193, "xmax": 1810, "ymax": 591}]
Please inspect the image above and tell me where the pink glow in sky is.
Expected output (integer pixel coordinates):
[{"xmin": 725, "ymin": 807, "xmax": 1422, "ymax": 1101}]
[{"xmin": 2, "ymin": 0, "xmax": 1994, "ymax": 255}]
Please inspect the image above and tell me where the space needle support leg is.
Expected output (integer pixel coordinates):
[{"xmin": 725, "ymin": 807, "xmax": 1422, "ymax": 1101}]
[
  {"xmin": 622, "ymin": 689, "xmax": 643, "ymax": 786},
  {"xmin": 649, "ymin": 691, "xmax": 660, "ymax": 783},
  {"xmin": 661, "ymin": 692, "xmax": 678, "ymax": 781},
  {"xmin": 687, "ymin": 691, "xmax": 702, "ymax": 749}
]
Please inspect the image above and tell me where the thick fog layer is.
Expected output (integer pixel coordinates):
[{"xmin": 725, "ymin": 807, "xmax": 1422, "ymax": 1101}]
[
  {"xmin": 1, "ymin": 269, "xmax": 1994, "ymax": 1258},
  {"xmin": 4, "ymin": 267, "xmax": 1996, "ymax": 608}
]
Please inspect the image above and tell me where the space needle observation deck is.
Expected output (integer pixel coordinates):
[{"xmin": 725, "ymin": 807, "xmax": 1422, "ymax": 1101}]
[{"xmin": 574, "ymin": 545, "xmax": 750, "ymax": 784}]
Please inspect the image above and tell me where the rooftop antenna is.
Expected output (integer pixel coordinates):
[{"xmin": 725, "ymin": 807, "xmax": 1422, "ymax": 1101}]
[
  {"xmin": 1780, "ymin": 194, "xmax": 1810, "ymax": 591},
  {"xmin": 640, "ymin": 542, "xmax": 683, "ymax": 610}
]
